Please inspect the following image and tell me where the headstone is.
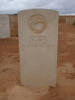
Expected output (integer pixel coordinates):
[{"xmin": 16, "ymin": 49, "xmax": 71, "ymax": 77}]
[
  {"xmin": 0, "ymin": 14, "xmax": 10, "ymax": 38},
  {"xmin": 18, "ymin": 9, "xmax": 58, "ymax": 87}
]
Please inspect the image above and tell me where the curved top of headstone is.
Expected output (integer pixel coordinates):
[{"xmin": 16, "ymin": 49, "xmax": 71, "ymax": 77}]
[
  {"xmin": 18, "ymin": 9, "xmax": 58, "ymax": 34},
  {"xmin": 18, "ymin": 9, "xmax": 58, "ymax": 14}
]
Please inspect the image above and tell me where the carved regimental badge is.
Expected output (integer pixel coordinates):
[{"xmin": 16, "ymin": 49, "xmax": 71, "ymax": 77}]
[{"xmin": 28, "ymin": 14, "xmax": 47, "ymax": 34}]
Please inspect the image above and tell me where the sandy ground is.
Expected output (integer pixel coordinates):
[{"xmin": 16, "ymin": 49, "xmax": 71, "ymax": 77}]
[{"xmin": 0, "ymin": 23, "xmax": 75, "ymax": 99}]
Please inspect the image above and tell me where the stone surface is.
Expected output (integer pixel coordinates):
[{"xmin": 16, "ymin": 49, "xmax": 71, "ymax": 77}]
[
  {"xmin": 18, "ymin": 9, "xmax": 58, "ymax": 87},
  {"xmin": 0, "ymin": 14, "xmax": 10, "ymax": 38}
]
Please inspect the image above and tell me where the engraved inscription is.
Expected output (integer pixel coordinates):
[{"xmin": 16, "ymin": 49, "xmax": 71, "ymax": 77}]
[
  {"xmin": 28, "ymin": 14, "xmax": 47, "ymax": 34},
  {"xmin": 24, "ymin": 35, "xmax": 55, "ymax": 48}
]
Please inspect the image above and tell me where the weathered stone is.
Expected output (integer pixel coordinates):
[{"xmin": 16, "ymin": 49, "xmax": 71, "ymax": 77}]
[{"xmin": 18, "ymin": 9, "xmax": 58, "ymax": 87}]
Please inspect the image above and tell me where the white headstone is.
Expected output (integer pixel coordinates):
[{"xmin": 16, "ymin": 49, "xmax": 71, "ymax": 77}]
[
  {"xmin": 18, "ymin": 9, "xmax": 58, "ymax": 87},
  {"xmin": 0, "ymin": 14, "xmax": 10, "ymax": 38}
]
